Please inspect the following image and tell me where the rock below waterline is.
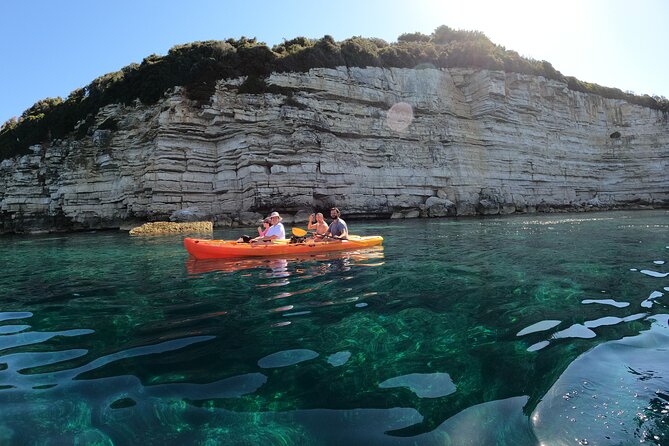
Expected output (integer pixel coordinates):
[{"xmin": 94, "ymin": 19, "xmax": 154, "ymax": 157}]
[{"xmin": 128, "ymin": 221, "xmax": 213, "ymax": 236}]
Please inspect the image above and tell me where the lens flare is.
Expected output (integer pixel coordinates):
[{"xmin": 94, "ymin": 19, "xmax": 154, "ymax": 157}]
[{"xmin": 386, "ymin": 102, "xmax": 414, "ymax": 132}]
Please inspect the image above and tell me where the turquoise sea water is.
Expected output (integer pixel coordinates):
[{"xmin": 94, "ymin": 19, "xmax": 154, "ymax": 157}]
[{"xmin": 1, "ymin": 210, "xmax": 668, "ymax": 445}]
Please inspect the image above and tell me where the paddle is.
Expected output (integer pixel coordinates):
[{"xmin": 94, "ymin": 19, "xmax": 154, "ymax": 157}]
[
  {"xmin": 292, "ymin": 227, "xmax": 308, "ymax": 237},
  {"xmin": 292, "ymin": 227, "xmax": 350, "ymax": 242}
]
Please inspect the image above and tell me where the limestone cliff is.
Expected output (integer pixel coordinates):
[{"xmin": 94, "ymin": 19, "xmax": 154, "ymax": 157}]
[{"xmin": 1, "ymin": 67, "xmax": 667, "ymax": 233}]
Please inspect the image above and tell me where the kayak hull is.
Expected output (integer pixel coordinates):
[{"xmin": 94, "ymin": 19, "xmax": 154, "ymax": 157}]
[{"xmin": 184, "ymin": 236, "xmax": 383, "ymax": 260}]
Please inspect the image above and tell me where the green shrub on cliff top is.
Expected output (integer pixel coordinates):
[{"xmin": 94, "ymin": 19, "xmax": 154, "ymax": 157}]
[{"xmin": 1, "ymin": 25, "xmax": 667, "ymax": 161}]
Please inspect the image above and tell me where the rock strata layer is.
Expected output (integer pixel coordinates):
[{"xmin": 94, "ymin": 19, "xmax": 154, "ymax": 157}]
[{"xmin": 1, "ymin": 67, "xmax": 667, "ymax": 233}]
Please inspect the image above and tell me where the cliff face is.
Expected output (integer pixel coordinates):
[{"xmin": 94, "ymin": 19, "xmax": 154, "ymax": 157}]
[{"xmin": 1, "ymin": 67, "xmax": 668, "ymax": 233}]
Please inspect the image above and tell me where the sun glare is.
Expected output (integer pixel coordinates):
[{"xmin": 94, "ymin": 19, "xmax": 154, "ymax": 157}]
[{"xmin": 424, "ymin": 0, "xmax": 587, "ymax": 62}]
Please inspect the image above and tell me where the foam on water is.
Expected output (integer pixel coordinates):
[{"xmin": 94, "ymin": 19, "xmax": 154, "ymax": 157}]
[
  {"xmin": 527, "ymin": 341, "xmax": 550, "ymax": 352},
  {"xmin": 146, "ymin": 372, "xmax": 268, "ymax": 399},
  {"xmin": 581, "ymin": 299, "xmax": 630, "ymax": 308},
  {"xmin": 0, "ymin": 328, "xmax": 93, "ymax": 353},
  {"xmin": 0, "ymin": 335, "xmax": 216, "ymax": 391},
  {"xmin": 641, "ymin": 290, "xmax": 665, "ymax": 308},
  {"xmin": 640, "ymin": 269, "xmax": 669, "ymax": 278},
  {"xmin": 257, "ymin": 349, "xmax": 319, "ymax": 368},
  {"xmin": 0, "ymin": 325, "xmax": 30, "ymax": 335},
  {"xmin": 516, "ymin": 320, "xmax": 561, "ymax": 336},
  {"xmin": 0, "ymin": 312, "xmax": 32, "ymax": 322},
  {"xmin": 379, "ymin": 372, "xmax": 456, "ymax": 398},
  {"xmin": 552, "ymin": 324, "xmax": 597, "ymax": 340},
  {"xmin": 584, "ymin": 313, "xmax": 646, "ymax": 329},
  {"xmin": 327, "ymin": 351, "xmax": 351, "ymax": 367}
]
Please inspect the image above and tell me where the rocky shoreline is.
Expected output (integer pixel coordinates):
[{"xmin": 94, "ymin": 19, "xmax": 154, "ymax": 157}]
[{"xmin": 1, "ymin": 67, "xmax": 667, "ymax": 234}]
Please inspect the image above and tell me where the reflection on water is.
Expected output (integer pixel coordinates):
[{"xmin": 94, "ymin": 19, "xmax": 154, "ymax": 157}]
[
  {"xmin": 184, "ymin": 247, "xmax": 386, "ymax": 328},
  {"xmin": 0, "ymin": 210, "xmax": 668, "ymax": 445},
  {"xmin": 185, "ymin": 246, "xmax": 385, "ymax": 276}
]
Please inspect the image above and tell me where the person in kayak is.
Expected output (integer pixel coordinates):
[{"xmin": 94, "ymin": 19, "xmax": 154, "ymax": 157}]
[
  {"xmin": 308, "ymin": 212, "xmax": 329, "ymax": 238},
  {"xmin": 324, "ymin": 207, "xmax": 348, "ymax": 240},
  {"xmin": 236, "ymin": 217, "xmax": 271, "ymax": 243},
  {"xmin": 253, "ymin": 211, "xmax": 286, "ymax": 242},
  {"xmin": 258, "ymin": 217, "xmax": 271, "ymax": 237}
]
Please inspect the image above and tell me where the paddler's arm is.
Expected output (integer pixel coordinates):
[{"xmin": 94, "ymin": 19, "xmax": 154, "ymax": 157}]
[
  {"xmin": 250, "ymin": 234, "xmax": 278, "ymax": 243},
  {"xmin": 307, "ymin": 214, "xmax": 317, "ymax": 230},
  {"xmin": 252, "ymin": 223, "xmax": 285, "ymax": 242},
  {"xmin": 332, "ymin": 222, "xmax": 348, "ymax": 240}
]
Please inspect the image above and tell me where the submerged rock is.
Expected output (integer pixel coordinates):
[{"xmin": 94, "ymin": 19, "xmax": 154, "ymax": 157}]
[{"xmin": 128, "ymin": 221, "xmax": 213, "ymax": 236}]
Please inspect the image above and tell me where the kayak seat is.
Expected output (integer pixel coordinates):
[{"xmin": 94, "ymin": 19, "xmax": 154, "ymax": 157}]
[{"xmin": 289, "ymin": 235, "xmax": 307, "ymax": 244}]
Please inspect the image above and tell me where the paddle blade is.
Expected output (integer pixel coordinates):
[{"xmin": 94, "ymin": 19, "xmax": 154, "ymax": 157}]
[{"xmin": 292, "ymin": 227, "xmax": 308, "ymax": 237}]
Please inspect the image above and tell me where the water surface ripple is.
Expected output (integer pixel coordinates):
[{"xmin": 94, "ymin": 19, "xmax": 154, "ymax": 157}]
[{"xmin": 1, "ymin": 210, "xmax": 667, "ymax": 445}]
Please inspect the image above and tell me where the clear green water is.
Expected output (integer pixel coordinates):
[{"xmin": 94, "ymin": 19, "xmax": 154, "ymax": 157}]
[{"xmin": 1, "ymin": 210, "xmax": 668, "ymax": 445}]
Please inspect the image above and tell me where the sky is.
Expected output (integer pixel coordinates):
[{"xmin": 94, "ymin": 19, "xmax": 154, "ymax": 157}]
[{"xmin": 2, "ymin": 0, "xmax": 668, "ymax": 124}]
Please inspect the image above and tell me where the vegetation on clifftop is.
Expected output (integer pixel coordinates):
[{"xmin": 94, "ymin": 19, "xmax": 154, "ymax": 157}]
[{"xmin": 1, "ymin": 25, "xmax": 667, "ymax": 160}]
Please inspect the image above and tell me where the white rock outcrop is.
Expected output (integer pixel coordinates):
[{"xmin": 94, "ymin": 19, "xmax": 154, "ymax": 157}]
[{"xmin": 1, "ymin": 67, "xmax": 667, "ymax": 233}]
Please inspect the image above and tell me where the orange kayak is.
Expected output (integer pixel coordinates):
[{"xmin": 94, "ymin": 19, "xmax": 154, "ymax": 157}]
[{"xmin": 184, "ymin": 235, "xmax": 384, "ymax": 260}]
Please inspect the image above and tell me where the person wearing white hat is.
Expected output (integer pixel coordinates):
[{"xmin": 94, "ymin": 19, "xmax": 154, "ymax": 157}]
[{"xmin": 254, "ymin": 211, "xmax": 285, "ymax": 242}]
